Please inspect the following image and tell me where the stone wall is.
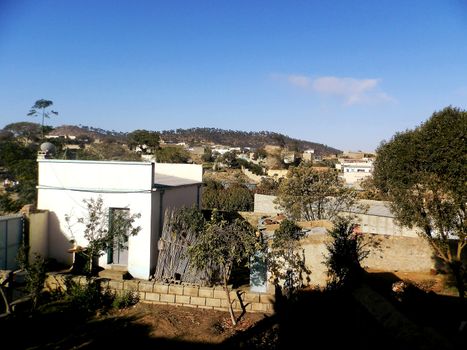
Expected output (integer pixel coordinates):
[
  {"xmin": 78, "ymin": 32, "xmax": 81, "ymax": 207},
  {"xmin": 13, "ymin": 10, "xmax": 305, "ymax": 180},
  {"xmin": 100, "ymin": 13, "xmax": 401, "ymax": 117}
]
[{"xmin": 44, "ymin": 273, "xmax": 275, "ymax": 314}]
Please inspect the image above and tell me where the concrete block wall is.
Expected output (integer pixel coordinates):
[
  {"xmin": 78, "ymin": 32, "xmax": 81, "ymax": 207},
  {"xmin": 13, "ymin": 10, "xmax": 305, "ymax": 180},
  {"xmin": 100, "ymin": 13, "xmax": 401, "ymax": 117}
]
[{"xmin": 43, "ymin": 274, "xmax": 275, "ymax": 314}]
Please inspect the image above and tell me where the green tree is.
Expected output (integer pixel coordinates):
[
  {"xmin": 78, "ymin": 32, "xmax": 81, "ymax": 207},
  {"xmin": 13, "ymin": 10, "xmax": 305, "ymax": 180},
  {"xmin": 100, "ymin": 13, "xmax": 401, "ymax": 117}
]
[
  {"xmin": 267, "ymin": 219, "xmax": 310, "ymax": 298},
  {"xmin": 27, "ymin": 99, "xmax": 58, "ymax": 140},
  {"xmin": 188, "ymin": 210, "xmax": 259, "ymax": 326},
  {"xmin": 201, "ymin": 180, "xmax": 253, "ymax": 212},
  {"xmin": 373, "ymin": 106, "xmax": 467, "ymax": 298},
  {"xmin": 276, "ymin": 164, "xmax": 360, "ymax": 221},
  {"xmin": 3, "ymin": 122, "xmax": 42, "ymax": 142},
  {"xmin": 65, "ymin": 196, "xmax": 141, "ymax": 274},
  {"xmin": 255, "ymin": 177, "xmax": 280, "ymax": 195},
  {"xmin": 127, "ymin": 129, "xmax": 160, "ymax": 154},
  {"xmin": 201, "ymin": 147, "xmax": 214, "ymax": 163},
  {"xmin": 155, "ymin": 146, "xmax": 190, "ymax": 163}
]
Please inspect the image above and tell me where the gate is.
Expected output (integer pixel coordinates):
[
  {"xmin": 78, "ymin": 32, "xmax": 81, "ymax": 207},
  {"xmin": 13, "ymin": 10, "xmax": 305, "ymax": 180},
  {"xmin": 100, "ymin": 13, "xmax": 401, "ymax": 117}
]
[{"xmin": 0, "ymin": 215, "xmax": 24, "ymax": 270}]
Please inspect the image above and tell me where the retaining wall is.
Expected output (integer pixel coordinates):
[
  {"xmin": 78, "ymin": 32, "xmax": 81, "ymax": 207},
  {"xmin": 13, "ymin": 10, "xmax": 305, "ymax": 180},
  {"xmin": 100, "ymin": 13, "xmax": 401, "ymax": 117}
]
[{"xmin": 44, "ymin": 273, "xmax": 275, "ymax": 314}]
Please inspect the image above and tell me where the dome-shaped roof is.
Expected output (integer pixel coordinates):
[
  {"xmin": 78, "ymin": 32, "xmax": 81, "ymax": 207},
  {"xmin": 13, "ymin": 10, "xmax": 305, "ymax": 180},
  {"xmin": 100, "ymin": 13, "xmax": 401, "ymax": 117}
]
[{"xmin": 40, "ymin": 142, "xmax": 56, "ymax": 153}]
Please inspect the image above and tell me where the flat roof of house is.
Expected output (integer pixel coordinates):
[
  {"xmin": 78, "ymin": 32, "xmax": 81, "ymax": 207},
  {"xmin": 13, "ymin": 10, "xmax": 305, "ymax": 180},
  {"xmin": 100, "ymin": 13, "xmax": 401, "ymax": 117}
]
[{"xmin": 153, "ymin": 174, "xmax": 202, "ymax": 188}]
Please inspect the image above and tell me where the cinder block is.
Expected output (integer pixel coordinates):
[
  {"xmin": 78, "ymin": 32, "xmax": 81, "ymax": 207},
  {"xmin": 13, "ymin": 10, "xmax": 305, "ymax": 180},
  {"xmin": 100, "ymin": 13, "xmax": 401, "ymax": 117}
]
[
  {"xmin": 242, "ymin": 292, "xmax": 260, "ymax": 303},
  {"xmin": 139, "ymin": 281, "xmax": 154, "ymax": 292},
  {"xmin": 251, "ymin": 302, "xmax": 269, "ymax": 312},
  {"xmin": 138, "ymin": 291, "xmax": 146, "ymax": 300},
  {"xmin": 154, "ymin": 283, "xmax": 169, "ymax": 294},
  {"xmin": 213, "ymin": 289, "xmax": 226, "ymax": 299},
  {"xmin": 160, "ymin": 294, "xmax": 176, "ymax": 303},
  {"xmin": 198, "ymin": 287, "xmax": 214, "ymax": 298},
  {"xmin": 205, "ymin": 298, "xmax": 221, "ymax": 307},
  {"xmin": 145, "ymin": 292, "xmax": 160, "ymax": 302},
  {"xmin": 124, "ymin": 280, "xmax": 140, "ymax": 291},
  {"xmin": 183, "ymin": 286, "xmax": 199, "ymax": 296},
  {"xmin": 109, "ymin": 280, "xmax": 124, "ymax": 290},
  {"xmin": 182, "ymin": 303, "xmax": 198, "ymax": 308},
  {"xmin": 169, "ymin": 285, "xmax": 184, "ymax": 295},
  {"xmin": 221, "ymin": 299, "xmax": 238, "ymax": 309},
  {"xmin": 190, "ymin": 296, "xmax": 206, "ymax": 306},
  {"xmin": 176, "ymin": 295, "xmax": 191, "ymax": 304}
]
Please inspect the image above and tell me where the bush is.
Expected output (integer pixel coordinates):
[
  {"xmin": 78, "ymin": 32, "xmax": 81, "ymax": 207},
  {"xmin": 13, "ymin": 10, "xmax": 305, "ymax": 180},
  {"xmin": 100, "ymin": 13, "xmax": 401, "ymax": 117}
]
[
  {"xmin": 112, "ymin": 289, "xmax": 140, "ymax": 309},
  {"xmin": 62, "ymin": 277, "xmax": 113, "ymax": 314}
]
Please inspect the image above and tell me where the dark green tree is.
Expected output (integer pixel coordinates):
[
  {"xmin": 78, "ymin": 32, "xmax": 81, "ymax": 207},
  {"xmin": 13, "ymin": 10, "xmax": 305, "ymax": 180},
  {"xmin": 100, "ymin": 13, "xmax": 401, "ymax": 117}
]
[
  {"xmin": 27, "ymin": 99, "xmax": 58, "ymax": 140},
  {"xmin": 127, "ymin": 129, "xmax": 160, "ymax": 154},
  {"xmin": 3, "ymin": 122, "xmax": 42, "ymax": 142},
  {"xmin": 373, "ymin": 106, "xmax": 467, "ymax": 298}
]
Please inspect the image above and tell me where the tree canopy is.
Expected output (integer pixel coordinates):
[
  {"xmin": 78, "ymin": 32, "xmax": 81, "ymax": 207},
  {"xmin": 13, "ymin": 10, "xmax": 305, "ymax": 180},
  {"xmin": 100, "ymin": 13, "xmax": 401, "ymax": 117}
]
[
  {"xmin": 276, "ymin": 164, "xmax": 360, "ymax": 221},
  {"xmin": 188, "ymin": 210, "xmax": 259, "ymax": 325},
  {"xmin": 127, "ymin": 129, "xmax": 160, "ymax": 154},
  {"xmin": 27, "ymin": 99, "xmax": 58, "ymax": 140},
  {"xmin": 373, "ymin": 106, "xmax": 467, "ymax": 298}
]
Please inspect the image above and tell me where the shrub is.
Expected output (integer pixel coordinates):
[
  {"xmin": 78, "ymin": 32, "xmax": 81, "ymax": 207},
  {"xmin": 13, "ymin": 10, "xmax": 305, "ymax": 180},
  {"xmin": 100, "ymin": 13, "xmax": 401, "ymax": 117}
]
[{"xmin": 112, "ymin": 289, "xmax": 140, "ymax": 309}]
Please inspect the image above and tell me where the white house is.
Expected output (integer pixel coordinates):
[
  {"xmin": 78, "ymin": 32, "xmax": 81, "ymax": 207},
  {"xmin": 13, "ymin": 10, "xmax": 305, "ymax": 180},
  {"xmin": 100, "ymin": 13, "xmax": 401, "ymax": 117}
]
[{"xmin": 37, "ymin": 159, "xmax": 203, "ymax": 280}]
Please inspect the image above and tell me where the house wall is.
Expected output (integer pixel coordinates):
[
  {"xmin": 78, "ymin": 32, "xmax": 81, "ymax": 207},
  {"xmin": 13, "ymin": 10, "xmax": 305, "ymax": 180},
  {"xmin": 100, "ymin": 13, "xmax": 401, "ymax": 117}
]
[
  {"xmin": 154, "ymin": 163, "xmax": 203, "ymax": 182},
  {"xmin": 28, "ymin": 211, "xmax": 49, "ymax": 260},
  {"xmin": 37, "ymin": 160, "xmax": 154, "ymax": 279},
  {"xmin": 162, "ymin": 185, "xmax": 201, "ymax": 214}
]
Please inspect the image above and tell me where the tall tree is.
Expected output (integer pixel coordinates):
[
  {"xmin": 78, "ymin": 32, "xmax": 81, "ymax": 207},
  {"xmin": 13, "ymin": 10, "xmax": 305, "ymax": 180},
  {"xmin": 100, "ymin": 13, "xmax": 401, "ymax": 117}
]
[
  {"xmin": 27, "ymin": 99, "xmax": 58, "ymax": 140},
  {"xmin": 373, "ymin": 106, "xmax": 467, "ymax": 298},
  {"xmin": 276, "ymin": 164, "xmax": 360, "ymax": 221}
]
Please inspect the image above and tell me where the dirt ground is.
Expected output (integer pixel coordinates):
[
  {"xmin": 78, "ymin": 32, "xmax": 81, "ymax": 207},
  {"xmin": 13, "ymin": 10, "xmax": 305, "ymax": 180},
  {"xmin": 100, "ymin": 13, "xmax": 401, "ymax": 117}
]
[
  {"xmin": 3, "ymin": 270, "xmax": 465, "ymax": 349},
  {"xmin": 114, "ymin": 302, "xmax": 267, "ymax": 345}
]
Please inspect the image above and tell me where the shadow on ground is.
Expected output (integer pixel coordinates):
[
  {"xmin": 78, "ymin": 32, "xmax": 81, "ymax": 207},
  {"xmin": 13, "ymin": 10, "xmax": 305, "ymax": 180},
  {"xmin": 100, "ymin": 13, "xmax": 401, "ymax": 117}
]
[{"xmin": 2, "ymin": 272, "xmax": 466, "ymax": 349}]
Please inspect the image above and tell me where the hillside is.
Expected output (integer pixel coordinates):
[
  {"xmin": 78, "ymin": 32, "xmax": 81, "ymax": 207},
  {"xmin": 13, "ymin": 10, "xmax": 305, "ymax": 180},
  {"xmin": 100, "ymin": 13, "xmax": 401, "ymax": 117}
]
[
  {"xmin": 159, "ymin": 128, "xmax": 341, "ymax": 155},
  {"xmin": 39, "ymin": 124, "xmax": 340, "ymax": 156}
]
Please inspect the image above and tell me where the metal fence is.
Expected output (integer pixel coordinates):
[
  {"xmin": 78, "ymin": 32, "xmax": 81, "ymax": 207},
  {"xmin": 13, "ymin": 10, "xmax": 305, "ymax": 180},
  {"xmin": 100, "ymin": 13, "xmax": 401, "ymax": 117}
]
[{"xmin": 0, "ymin": 215, "xmax": 24, "ymax": 270}]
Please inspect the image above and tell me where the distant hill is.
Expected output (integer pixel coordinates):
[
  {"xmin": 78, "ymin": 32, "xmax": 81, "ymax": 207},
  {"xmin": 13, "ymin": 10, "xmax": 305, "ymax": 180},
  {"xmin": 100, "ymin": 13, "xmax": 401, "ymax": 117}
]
[
  {"xmin": 159, "ymin": 128, "xmax": 341, "ymax": 155},
  {"xmin": 43, "ymin": 125, "xmax": 340, "ymax": 156}
]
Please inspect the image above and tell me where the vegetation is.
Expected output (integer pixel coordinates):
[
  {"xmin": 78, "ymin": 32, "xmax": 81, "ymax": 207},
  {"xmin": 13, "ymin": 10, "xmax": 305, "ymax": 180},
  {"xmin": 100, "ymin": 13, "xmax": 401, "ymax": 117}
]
[
  {"xmin": 0, "ymin": 137, "xmax": 38, "ymax": 212},
  {"xmin": 202, "ymin": 180, "xmax": 254, "ymax": 212},
  {"xmin": 373, "ymin": 106, "xmax": 467, "ymax": 298},
  {"xmin": 324, "ymin": 218, "xmax": 368, "ymax": 289},
  {"xmin": 276, "ymin": 164, "xmax": 360, "ymax": 221},
  {"xmin": 267, "ymin": 219, "xmax": 310, "ymax": 298},
  {"xmin": 255, "ymin": 177, "xmax": 280, "ymax": 195},
  {"xmin": 76, "ymin": 142, "xmax": 140, "ymax": 161},
  {"xmin": 65, "ymin": 196, "xmax": 141, "ymax": 275},
  {"xmin": 27, "ymin": 99, "xmax": 58, "ymax": 140},
  {"xmin": 127, "ymin": 129, "xmax": 160, "ymax": 154},
  {"xmin": 3, "ymin": 122, "xmax": 42, "ymax": 143},
  {"xmin": 188, "ymin": 210, "xmax": 260, "ymax": 326},
  {"xmin": 159, "ymin": 127, "xmax": 340, "ymax": 155},
  {"xmin": 155, "ymin": 146, "xmax": 190, "ymax": 163}
]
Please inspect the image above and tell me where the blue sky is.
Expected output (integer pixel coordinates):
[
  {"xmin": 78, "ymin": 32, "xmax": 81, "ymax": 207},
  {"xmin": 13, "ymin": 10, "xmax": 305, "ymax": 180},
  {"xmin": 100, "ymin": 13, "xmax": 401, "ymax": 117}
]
[{"xmin": 1, "ymin": 0, "xmax": 466, "ymax": 152}]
